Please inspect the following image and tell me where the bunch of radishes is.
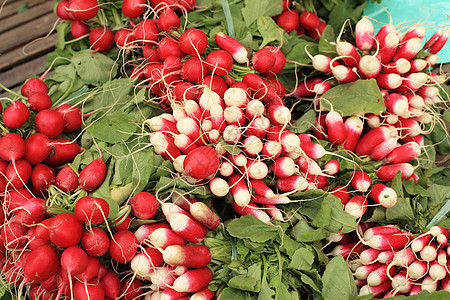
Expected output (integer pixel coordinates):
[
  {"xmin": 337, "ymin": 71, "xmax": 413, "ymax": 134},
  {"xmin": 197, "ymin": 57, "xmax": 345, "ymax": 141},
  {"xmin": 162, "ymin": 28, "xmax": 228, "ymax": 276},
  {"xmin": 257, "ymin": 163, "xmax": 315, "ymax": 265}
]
[
  {"xmin": 330, "ymin": 224, "xmax": 450, "ymax": 297},
  {"xmin": 274, "ymin": 1, "xmax": 327, "ymax": 41}
]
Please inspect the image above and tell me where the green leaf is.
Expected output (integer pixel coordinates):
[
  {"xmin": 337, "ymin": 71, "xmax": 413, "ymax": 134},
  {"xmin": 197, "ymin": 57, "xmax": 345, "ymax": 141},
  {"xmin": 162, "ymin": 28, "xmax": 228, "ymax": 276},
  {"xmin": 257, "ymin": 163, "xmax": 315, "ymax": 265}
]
[
  {"xmin": 292, "ymin": 218, "xmax": 329, "ymax": 242},
  {"xmin": 71, "ymin": 51, "xmax": 118, "ymax": 86},
  {"xmin": 428, "ymin": 121, "xmax": 450, "ymax": 155},
  {"xmin": 321, "ymin": 79, "xmax": 385, "ymax": 116},
  {"xmin": 241, "ymin": 0, "xmax": 283, "ymax": 27},
  {"xmin": 288, "ymin": 248, "xmax": 315, "ymax": 271},
  {"xmin": 228, "ymin": 275, "xmax": 260, "ymax": 292},
  {"xmin": 257, "ymin": 16, "xmax": 285, "ymax": 48},
  {"xmin": 226, "ymin": 214, "xmax": 280, "ymax": 243},
  {"xmin": 285, "ymin": 39, "xmax": 318, "ymax": 66},
  {"xmin": 87, "ymin": 110, "xmax": 138, "ymax": 144},
  {"xmin": 385, "ymin": 196, "xmax": 415, "ymax": 221},
  {"xmin": 322, "ymin": 256, "xmax": 357, "ymax": 300},
  {"xmin": 219, "ymin": 287, "xmax": 252, "ymax": 300},
  {"xmin": 289, "ymin": 109, "xmax": 316, "ymax": 134},
  {"xmin": 318, "ymin": 25, "xmax": 337, "ymax": 56},
  {"xmin": 258, "ymin": 278, "xmax": 275, "ymax": 300}
]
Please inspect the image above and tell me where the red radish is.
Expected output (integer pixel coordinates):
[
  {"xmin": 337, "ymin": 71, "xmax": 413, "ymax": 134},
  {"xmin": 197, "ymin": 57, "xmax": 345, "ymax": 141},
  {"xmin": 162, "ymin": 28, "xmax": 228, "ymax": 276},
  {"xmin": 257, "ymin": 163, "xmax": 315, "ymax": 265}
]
[
  {"xmin": 385, "ymin": 142, "xmax": 421, "ymax": 164},
  {"xmin": 262, "ymin": 46, "xmax": 286, "ymax": 75},
  {"xmin": 324, "ymin": 159, "xmax": 339, "ymax": 175},
  {"xmin": 74, "ymin": 196, "xmax": 109, "ymax": 224},
  {"xmin": 358, "ymin": 55, "xmax": 381, "ymax": 78},
  {"xmin": 299, "ymin": 11, "xmax": 320, "ymax": 31},
  {"xmin": 354, "ymin": 263, "xmax": 383, "ymax": 280},
  {"xmin": 242, "ymin": 136, "xmax": 263, "ymax": 157},
  {"xmin": 377, "ymin": 32, "xmax": 399, "ymax": 64},
  {"xmin": 189, "ymin": 202, "xmax": 220, "ymax": 229},
  {"xmin": 246, "ymin": 117, "xmax": 270, "ymax": 139},
  {"xmin": 376, "ymin": 73, "xmax": 403, "ymax": 90},
  {"xmin": 71, "ymin": 20, "xmax": 90, "ymax": 38},
  {"xmin": 49, "ymin": 213, "xmax": 84, "ymax": 247},
  {"xmin": 331, "ymin": 65, "xmax": 357, "ymax": 83},
  {"xmin": 1, "ymin": 220, "xmax": 28, "ymax": 248},
  {"xmin": 148, "ymin": 227, "xmax": 187, "ymax": 249},
  {"xmin": 130, "ymin": 247, "xmax": 164, "ymax": 277},
  {"xmin": 27, "ymin": 93, "xmax": 52, "ymax": 113},
  {"xmin": 297, "ymin": 156, "xmax": 322, "ymax": 176},
  {"xmin": 129, "ymin": 191, "xmax": 159, "ymax": 220},
  {"xmin": 0, "ymin": 133, "xmax": 26, "ymax": 162},
  {"xmin": 173, "ymin": 82, "xmax": 199, "ymax": 102},
  {"xmin": 355, "ymin": 126, "xmax": 397, "ymax": 156},
  {"xmin": 330, "ymin": 242, "xmax": 366, "ymax": 258},
  {"xmin": 330, "ymin": 186, "xmax": 351, "ymax": 205},
  {"xmin": 266, "ymin": 105, "xmax": 291, "ymax": 126},
  {"xmin": 191, "ymin": 288, "xmax": 215, "ymax": 300},
  {"xmin": 396, "ymin": 72, "xmax": 429, "ymax": 92},
  {"xmin": 89, "ymin": 27, "xmax": 114, "ymax": 52},
  {"xmin": 276, "ymin": 10, "xmax": 300, "ymax": 33},
  {"xmin": 134, "ymin": 223, "xmax": 170, "ymax": 244},
  {"xmin": 54, "ymin": 104, "xmax": 82, "ymax": 133},
  {"xmin": 179, "ymin": 28, "xmax": 208, "ymax": 56},
  {"xmin": 407, "ymin": 259, "xmax": 428, "ymax": 279},
  {"xmin": 133, "ymin": 19, "xmax": 159, "ymax": 45},
  {"xmin": 163, "ymin": 244, "xmax": 211, "ymax": 268},
  {"xmin": 232, "ymin": 201, "xmax": 271, "ymax": 224},
  {"xmin": 56, "ymin": 0, "xmax": 72, "ymax": 20},
  {"xmin": 344, "ymin": 195, "xmax": 368, "ymax": 218},
  {"xmin": 23, "ymin": 245, "xmax": 60, "ymax": 283},
  {"xmin": 251, "ymin": 194, "xmax": 290, "ymax": 205},
  {"xmin": 366, "ymin": 232, "xmax": 414, "ymax": 251},
  {"xmin": 272, "ymin": 156, "xmax": 296, "ymax": 178},
  {"xmin": 100, "ymin": 270, "xmax": 120, "ymax": 299},
  {"xmin": 56, "ymin": 165, "xmax": 79, "ymax": 192},
  {"xmin": 114, "ymin": 28, "xmax": 135, "ymax": 48},
  {"xmin": 299, "ymin": 142, "xmax": 326, "ymax": 159},
  {"xmin": 61, "ymin": 246, "xmax": 88, "ymax": 277},
  {"xmin": 75, "ymin": 255, "xmax": 100, "ymax": 282},
  {"xmin": 81, "ymin": 227, "xmax": 110, "ymax": 257},
  {"xmin": 369, "ymin": 183, "xmax": 397, "ymax": 208},
  {"xmin": 79, "ymin": 157, "xmax": 107, "ymax": 191},
  {"xmin": 370, "ymin": 137, "xmax": 398, "ymax": 161},
  {"xmin": 6, "ymin": 159, "xmax": 32, "ymax": 189},
  {"xmin": 215, "ymin": 32, "xmax": 249, "ymax": 64},
  {"xmin": 393, "ymin": 37, "xmax": 423, "ymax": 61},
  {"xmin": 68, "ymin": 0, "xmax": 98, "ymax": 20},
  {"xmin": 150, "ymin": 132, "xmax": 182, "ymax": 161},
  {"xmin": 21, "ymin": 78, "xmax": 48, "ymax": 97},
  {"xmin": 377, "ymin": 250, "xmax": 395, "ymax": 264},
  {"xmin": 363, "ymin": 224, "xmax": 402, "ymax": 241},
  {"xmin": 30, "ymin": 163, "xmax": 55, "ymax": 193},
  {"xmin": 122, "ymin": 0, "xmax": 145, "ymax": 18},
  {"xmin": 34, "ymin": 109, "xmax": 64, "ymax": 139},
  {"xmin": 3, "ymin": 101, "xmax": 29, "ymax": 129},
  {"xmin": 396, "ymin": 116, "xmax": 421, "ymax": 138},
  {"xmin": 158, "ymin": 36, "xmax": 185, "ymax": 60},
  {"xmin": 252, "ymin": 48, "xmax": 275, "ymax": 73},
  {"xmin": 409, "ymin": 58, "xmax": 428, "ymax": 73},
  {"xmin": 142, "ymin": 45, "xmax": 161, "ymax": 63},
  {"xmin": 359, "ymin": 280, "xmax": 392, "ymax": 297},
  {"xmin": 183, "ymin": 146, "xmax": 220, "ymax": 180},
  {"xmin": 383, "ymin": 58, "xmax": 411, "ymax": 74},
  {"xmin": 429, "ymin": 261, "xmax": 446, "ymax": 281},
  {"xmin": 167, "ymin": 212, "xmax": 208, "ymax": 243},
  {"xmin": 384, "ymin": 93, "xmax": 409, "ymax": 118},
  {"xmin": 109, "ymin": 230, "xmax": 138, "ymax": 263},
  {"xmin": 73, "ymin": 279, "xmax": 105, "ymax": 300},
  {"xmin": 366, "ymin": 264, "xmax": 396, "ymax": 286},
  {"xmin": 336, "ymin": 41, "xmax": 360, "ymax": 67},
  {"xmin": 4, "ymin": 187, "xmax": 34, "ymax": 210},
  {"xmin": 428, "ymin": 28, "xmax": 450, "ymax": 54},
  {"xmin": 202, "ymin": 75, "xmax": 228, "ymax": 98},
  {"xmin": 13, "ymin": 197, "xmax": 47, "ymax": 226},
  {"xmin": 119, "ymin": 277, "xmax": 143, "ymax": 300},
  {"xmin": 158, "ymin": 7, "xmax": 181, "ymax": 32},
  {"xmin": 376, "ymin": 163, "xmax": 414, "ymax": 181},
  {"xmin": 45, "ymin": 138, "xmax": 81, "ymax": 167},
  {"xmin": 245, "ymin": 160, "xmax": 268, "ymax": 180},
  {"xmin": 325, "ymin": 111, "xmax": 346, "ymax": 145},
  {"xmin": 343, "ymin": 115, "xmax": 363, "ymax": 152},
  {"xmin": 276, "ymin": 175, "xmax": 308, "ymax": 192},
  {"xmin": 250, "ymin": 179, "xmax": 278, "ymax": 199},
  {"xmin": 224, "ymin": 106, "xmax": 246, "ymax": 126},
  {"xmin": 355, "ymin": 17, "xmax": 374, "ymax": 51},
  {"xmin": 172, "ymin": 267, "xmax": 213, "ymax": 293},
  {"xmin": 359, "ymin": 248, "xmax": 382, "ymax": 265}
]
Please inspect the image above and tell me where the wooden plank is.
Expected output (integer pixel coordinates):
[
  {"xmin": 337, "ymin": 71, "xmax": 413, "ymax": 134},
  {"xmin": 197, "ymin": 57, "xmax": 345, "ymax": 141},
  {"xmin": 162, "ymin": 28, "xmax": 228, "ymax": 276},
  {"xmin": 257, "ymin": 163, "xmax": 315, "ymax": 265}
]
[
  {"xmin": 0, "ymin": 0, "xmax": 47, "ymax": 20},
  {"xmin": 0, "ymin": 12, "xmax": 58, "ymax": 53},
  {"xmin": 0, "ymin": 33, "xmax": 57, "ymax": 71},
  {"xmin": 0, "ymin": 1, "xmax": 54, "ymax": 34},
  {"xmin": 0, "ymin": 55, "xmax": 49, "ymax": 91}
]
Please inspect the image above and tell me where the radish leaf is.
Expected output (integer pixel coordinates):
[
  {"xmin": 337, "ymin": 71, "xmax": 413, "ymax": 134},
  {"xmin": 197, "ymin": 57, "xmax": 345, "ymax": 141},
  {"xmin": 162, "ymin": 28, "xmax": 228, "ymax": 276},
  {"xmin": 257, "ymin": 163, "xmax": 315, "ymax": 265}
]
[{"xmin": 322, "ymin": 256, "xmax": 357, "ymax": 300}]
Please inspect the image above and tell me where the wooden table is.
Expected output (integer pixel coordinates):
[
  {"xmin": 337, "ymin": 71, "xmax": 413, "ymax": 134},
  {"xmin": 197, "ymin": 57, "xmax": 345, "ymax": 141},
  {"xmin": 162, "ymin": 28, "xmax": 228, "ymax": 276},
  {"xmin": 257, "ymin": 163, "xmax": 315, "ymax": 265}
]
[{"xmin": 0, "ymin": 0, "xmax": 58, "ymax": 97}]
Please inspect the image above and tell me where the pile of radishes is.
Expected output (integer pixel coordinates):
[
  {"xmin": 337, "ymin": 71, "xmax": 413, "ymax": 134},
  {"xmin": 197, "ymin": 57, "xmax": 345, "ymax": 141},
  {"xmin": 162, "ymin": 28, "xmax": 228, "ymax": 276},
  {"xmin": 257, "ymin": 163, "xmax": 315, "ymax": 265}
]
[{"xmin": 330, "ymin": 224, "xmax": 450, "ymax": 297}]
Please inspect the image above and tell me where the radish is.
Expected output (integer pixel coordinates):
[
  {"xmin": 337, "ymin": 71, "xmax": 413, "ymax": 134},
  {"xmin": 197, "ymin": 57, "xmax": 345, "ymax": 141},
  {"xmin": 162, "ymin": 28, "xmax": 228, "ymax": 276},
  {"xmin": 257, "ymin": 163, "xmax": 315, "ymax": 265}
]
[
  {"xmin": 131, "ymin": 247, "xmax": 164, "ymax": 277},
  {"xmin": 120, "ymin": 277, "xmax": 143, "ymax": 299},
  {"xmin": 61, "ymin": 246, "xmax": 88, "ymax": 277},
  {"xmin": 246, "ymin": 117, "xmax": 270, "ymax": 139},
  {"xmin": 393, "ymin": 37, "xmax": 423, "ymax": 61},
  {"xmin": 215, "ymin": 32, "xmax": 249, "ymax": 64},
  {"xmin": 0, "ymin": 133, "xmax": 26, "ymax": 162},
  {"xmin": 336, "ymin": 41, "xmax": 360, "ymax": 67},
  {"xmin": 79, "ymin": 157, "xmax": 107, "ymax": 191},
  {"xmin": 330, "ymin": 186, "xmax": 351, "ymax": 205},
  {"xmin": 251, "ymin": 48, "xmax": 275, "ymax": 73},
  {"xmin": 354, "ymin": 263, "xmax": 383, "ymax": 280},
  {"xmin": 396, "ymin": 72, "xmax": 429, "ymax": 92},
  {"xmin": 163, "ymin": 244, "xmax": 211, "ymax": 268},
  {"xmin": 384, "ymin": 93, "xmax": 409, "ymax": 118},
  {"xmin": 122, "ymin": 0, "xmax": 145, "ymax": 18},
  {"xmin": 179, "ymin": 28, "xmax": 208, "ymax": 56},
  {"xmin": 358, "ymin": 281, "xmax": 392, "ymax": 297},
  {"xmin": 73, "ymin": 279, "xmax": 105, "ymax": 300},
  {"xmin": 148, "ymin": 227, "xmax": 187, "ymax": 249},
  {"xmin": 191, "ymin": 288, "xmax": 215, "ymax": 300},
  {"xmin": 130, "ymin": 191, "xmax": 159, "ymax": 220},
  {"xmin": 359, "ymin": 248, "xmax": 382, "ymax": 265},
  {"xmin": 297, "ymin": 156, "xmax": 322, "ymax": 176},
  {"xmin": 377, "ymin": 32, "xmax": 399, "ymax": 64},
  {"xmin": 172, "ymin": 267, "xmax": 212, "ymax": 293},
  {"xmin": 81, "ymin": 227, "xmax": 110, "ymax": 257},
  {"xmin": 68, "ymin": 0, "xmax": 98, "ymax": 20},
  {"xmin": 331, "ymin": 65, "xmax": 357, "ymax": 83},
  {"xmin": 30, "ymin": 163, "xmax": 56, "ymax": 193},
  {"xmin": 330, "ymin": 242, "xmax": 366, "ymax": 258},
  {"xmin": 54, "ymin": 104, "xmax": 82, "ymax": 133},
  {"xmin": 355, "ymin": 17, "xmax": 374, "ymax": 51},
  {"xmin": 21, "ymin": 78, "xmax": 48, "ymax": 97},
  {"xmin": 299, "ymin": 11, "xmax": 320, "ymax": 31},
  {"xmin": 134, "ymin": 223, "xmax": 170, "ymax": 244},
  {"xmin": 325, "ymin": 111, "xmax": 346, "ymax": 145},
  {"xmin": 134, "ymin": 19, "xmax": 159, "ymax": 45},
  {"xmin": 355, "ymin": 126, "xmax": 397, "ymax": 156},
  {"xmin": 276, "ymin": 175, "xmax": 308, "ymax": 192},
  {"xmin": 101, "ymin": 270, "xmax": 120, "ymax": 299},
  {"xmin": 383, "ymin": 58, "xmax": 411, "ymax": 74},
  {"xmin": 189, "ymin": 202, "xmax": 220, "ymax": 229},
  {"xmin": 385, "ymin": 142, "xmax": 421, "ymax": 164},
  {"xmin": 158, "ymin": 37, "xmax": 185, "ymax": 61},
  {"xmin": 89, "ymin": 27, "xmax": 114, "ymax": 52},
  {"xmin": 376, "ymin": 73, "xmax": 403, "ymax": 90},
  {"xmin": 27, "ymin": 93, "xmax": 52, "ymax": 113},
  {"xmin": 71, "ymin": 20, "xmax": 90, "ymax": 38},
  {"xmin": 74, "ymin": 196, "xmax": 109, "ymax": 224},
  {"xmin": 358, "ymin": 55, "xmax": 381, "ymax": 78},
  {"xmin": 158, "ymin": 7, "xmax": 181, "ymax": 32},
  {"xmin": 109, "ymin": 230, "xmax": 138, "ymax": 263},
  {"xmin": 369, "ymin": 183, "xmax": 397, "ymax": 208},
  {"xmin": 34, "ymin": 109, "xmax": 64, "ymax": 139},
  {"xmin": 75, "ymin": 256, "xmax": 100, "ymax": 282},
  {"xmin": 49, "ymin": 213, "xmax": 84, "ymax": 248},
  {"xmin": 183, "ymin": 146, "xmax": 220, "ymax": 180},
  {"xmin": 272, "ymin": 156, "xmax": 296, "ymax": 178},
  {"xmin": 45, "ymin": 138, "xmax": 81, "ymax": 166},
  {"xmin": 167, "ymin": 213, "xmax": 208, "ymax": 243},
  {"xmin": 323, "ymin": 159, "xmax": 339, "ymax": 175},
  {"xmin": 366, "ymin": 232, "xmax": 414, "ymax": 250},
  {"xmin": 428, "ymin": 28, "xmax": 450, "ymax": 54},
  {"xmin": 209, "ymin": 177, "xmax": 230, "ymax": 197},
  {"xmin": 56, "ymin": 0, "xmax": 72, "ymax": 20},
  {"xmin": 6, "ymin": 159, "xmax": 32, "ymax": 189},
  {"xmin": 202, "ymin": 75, "xmax": 228, "ymax": 98},
  {"xmin": 23, "ymin": 245, "xmax": 60, "ymax": 283},
  {"xmin": 363, "ymin": 225, "xmax": 402, "ymax": 241},
  {"xmin": 376, "ymin": 163, "xmax": 414, "ymax": 181},
  {"xmin": 407, "ymin": 260, "xmax": 428, "ymax": 279},
  {"xmin": 370, "ymin": 137, "xmax": 398, "ymax": 160},
  {"xmin": 56, "ymin": 165, "xmax": 79, "ymax": 193},
  {"xmin": 344, "ymin": 195, "xmax": 368, "ymax": 219},
  {"xmin": 3, "ymin": 101, "xmax": 30, "ymax": 129},
  {"xmin": 276, "ymin": 10, "xmax": 300, "ymax": 33},
  {"xmin": 343, "ymin": 115, "xmax": 363, "ymax": 152}
]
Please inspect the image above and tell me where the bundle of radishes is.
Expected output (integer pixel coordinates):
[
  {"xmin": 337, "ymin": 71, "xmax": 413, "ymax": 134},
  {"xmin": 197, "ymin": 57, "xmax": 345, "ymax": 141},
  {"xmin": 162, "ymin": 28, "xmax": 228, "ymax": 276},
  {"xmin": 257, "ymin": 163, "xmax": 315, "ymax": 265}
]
[{"xmin": 330, "ymin": 224, "xmax": 450, "ymax": 297}]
